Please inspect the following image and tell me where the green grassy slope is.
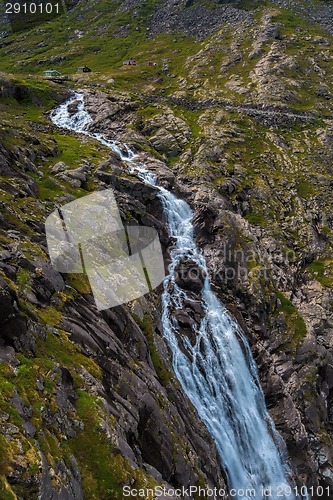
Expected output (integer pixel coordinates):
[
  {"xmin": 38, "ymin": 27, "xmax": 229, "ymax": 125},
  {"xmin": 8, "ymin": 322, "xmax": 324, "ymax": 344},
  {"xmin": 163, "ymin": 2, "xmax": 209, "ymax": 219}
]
[
  {"xmin": 0, "ymin": 78, "xmax": 161, "ymax": 499},
  {"xmin": 1, "ymin": 0, "xmax": 333, "ymax": 111}
]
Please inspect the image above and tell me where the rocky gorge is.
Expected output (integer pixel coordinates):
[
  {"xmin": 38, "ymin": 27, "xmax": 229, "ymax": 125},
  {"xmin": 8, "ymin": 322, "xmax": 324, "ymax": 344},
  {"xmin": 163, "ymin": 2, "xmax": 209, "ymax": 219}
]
[
  {"xmin": 0, "ymin": 0, "xmax": 333, "ymax": 498},
  {"xmin": 81, "ymin": 84, "xmax": 333, "ymax": 490},
  {"xmin": 0, "ymin": 78, "xmax": 230, "ymax": 498}
]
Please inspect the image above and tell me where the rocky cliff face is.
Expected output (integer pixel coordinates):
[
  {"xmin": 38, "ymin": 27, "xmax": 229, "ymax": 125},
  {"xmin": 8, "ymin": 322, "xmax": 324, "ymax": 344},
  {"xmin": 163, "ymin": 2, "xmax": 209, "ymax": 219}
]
[
  {"xmin": 82, "ymin": 81, "xmax": 333, "ymax": 489},
  {"xmin": 0, "ymin": 0, "xmax": 333, "ymax": 497},
  {"xmin": 0, "ymin": 79, "xmax": 228, "ymax": 498}
]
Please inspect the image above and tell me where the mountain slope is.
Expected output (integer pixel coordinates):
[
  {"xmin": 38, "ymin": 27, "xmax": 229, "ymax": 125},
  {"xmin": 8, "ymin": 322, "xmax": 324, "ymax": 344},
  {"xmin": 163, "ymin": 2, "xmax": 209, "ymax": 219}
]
[
  {"xmin": 0, "ymin": 0, "xmax": 333, "ymax": 496},
  {"xmin": 0, "ymin": 76, "xmax": 229, "ymax": 498}
]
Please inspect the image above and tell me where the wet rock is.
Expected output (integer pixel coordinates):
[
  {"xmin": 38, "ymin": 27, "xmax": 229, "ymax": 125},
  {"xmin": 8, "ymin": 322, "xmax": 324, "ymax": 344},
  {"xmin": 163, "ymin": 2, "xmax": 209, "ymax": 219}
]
[
  {"xmin": 173, "ymin": 310, "xmax": 196, "ymax": 329},
  {"xmin": 174, "ymin": 259, "xmax": 207, "ymax": 293},
  {"xmin": 67, "ymin": 100, "xmax": 80, "ymax": 116}
]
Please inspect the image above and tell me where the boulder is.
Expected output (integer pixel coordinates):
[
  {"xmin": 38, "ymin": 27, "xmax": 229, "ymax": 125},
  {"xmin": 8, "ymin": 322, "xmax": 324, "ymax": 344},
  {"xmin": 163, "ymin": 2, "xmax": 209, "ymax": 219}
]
[
  {"xmin": 174, "ymin": 259, "xmax": 207, "ymax": 293},
  {"xmin": 50, "ymin": 161, "xmax": 69, "ymax": 173}
]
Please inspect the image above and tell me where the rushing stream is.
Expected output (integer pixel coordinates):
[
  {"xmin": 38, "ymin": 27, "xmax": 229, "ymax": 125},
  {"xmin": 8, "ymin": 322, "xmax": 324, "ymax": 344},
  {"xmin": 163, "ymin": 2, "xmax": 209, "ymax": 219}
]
[{"xmin": 50, "ymin": 93, "xmax": 302, "ymax": 499}]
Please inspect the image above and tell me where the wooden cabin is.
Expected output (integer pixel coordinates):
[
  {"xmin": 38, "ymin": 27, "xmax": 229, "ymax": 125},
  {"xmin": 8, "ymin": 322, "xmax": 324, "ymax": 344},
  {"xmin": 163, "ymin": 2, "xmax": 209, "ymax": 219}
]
[
  {"xmin": 43, "ymin": 70, "xmax": 62, "ymax": 77},
  {"xmin": 123, "ymin": 59, "xmax": 137, "ymax": 66},
  {"xmin": 77, "ymin": 66, "xmax": 92, "ymax": 73},
  {"xmin": 42, "ymin": 70, "xmax": 71, "ymax": 82}
]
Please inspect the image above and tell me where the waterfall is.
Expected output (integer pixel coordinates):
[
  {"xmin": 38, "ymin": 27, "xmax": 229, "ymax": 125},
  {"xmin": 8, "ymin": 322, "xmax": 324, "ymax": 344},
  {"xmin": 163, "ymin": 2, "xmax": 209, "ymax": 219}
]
[{"xmin": 50, "ymin": 93, "xmax": 304, "ymax": 499}]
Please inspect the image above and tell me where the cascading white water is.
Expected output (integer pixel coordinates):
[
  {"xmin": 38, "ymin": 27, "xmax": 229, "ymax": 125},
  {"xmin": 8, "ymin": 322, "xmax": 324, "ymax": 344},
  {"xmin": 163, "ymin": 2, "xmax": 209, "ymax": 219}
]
[{"xmin": 50, "ymin": 93, "xmax": 303, "ymax": 499}]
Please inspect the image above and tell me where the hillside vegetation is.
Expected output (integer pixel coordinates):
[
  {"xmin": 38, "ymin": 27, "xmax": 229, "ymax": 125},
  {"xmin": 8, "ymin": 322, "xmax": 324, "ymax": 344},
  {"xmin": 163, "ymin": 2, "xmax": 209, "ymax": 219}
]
[{"xmin": 0, "ymin": 0, "xmax": 333, "ymax": 495}]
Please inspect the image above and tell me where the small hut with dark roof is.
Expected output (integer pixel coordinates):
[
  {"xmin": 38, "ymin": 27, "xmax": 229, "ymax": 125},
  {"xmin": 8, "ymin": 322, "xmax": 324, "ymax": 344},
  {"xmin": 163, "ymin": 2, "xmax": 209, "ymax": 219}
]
[{"xmin": 77, "ymin": 66, "xmax": 92, "ymax": 73}]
